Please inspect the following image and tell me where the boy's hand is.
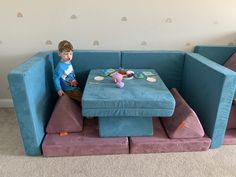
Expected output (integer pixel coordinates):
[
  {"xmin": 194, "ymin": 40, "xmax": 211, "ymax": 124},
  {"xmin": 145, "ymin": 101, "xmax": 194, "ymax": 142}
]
[{"xmin": 58, "ymin": 90, "xmax": 64, "ymax": 96}]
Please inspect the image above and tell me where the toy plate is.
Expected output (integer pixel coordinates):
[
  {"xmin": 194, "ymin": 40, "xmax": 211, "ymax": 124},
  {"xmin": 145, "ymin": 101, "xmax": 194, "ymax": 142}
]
[
  {"xmin": 146, "ymin": 77, "xmax": 157, "ymax": 82},
  {"xmin": 94, "ymin": 76, "xmax": 104, "ymax": 81},
  {"xmin": 123, "ymin": 76, "xmax": 134, "ymax": 80}
]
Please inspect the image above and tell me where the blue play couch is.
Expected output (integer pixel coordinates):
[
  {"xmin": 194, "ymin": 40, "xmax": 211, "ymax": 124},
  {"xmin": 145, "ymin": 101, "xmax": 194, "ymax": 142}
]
[
  {"xmin": 8, "ymin": 50, "xmax": 236, "ymax": 155},
  {"xmin": 194, "ymin": 45, "xmax": 236, "ymax": 140},
  {"xmin": 194, "ymin": 45, "xmax": 236, "ymax": 97}
]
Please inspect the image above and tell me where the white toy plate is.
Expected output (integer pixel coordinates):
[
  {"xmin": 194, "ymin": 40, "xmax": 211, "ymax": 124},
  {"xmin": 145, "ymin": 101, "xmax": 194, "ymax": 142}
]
[
  {"xmin": 146, "ymin": 77, "xmax": 157, "ymax": 82},
  {"xmin": 94, "ymin": 76, "xmax": 104, "ymax": 81},
  {"xmin": 123, "ymin": 76, "xmax": 134, "ymax": 80}
]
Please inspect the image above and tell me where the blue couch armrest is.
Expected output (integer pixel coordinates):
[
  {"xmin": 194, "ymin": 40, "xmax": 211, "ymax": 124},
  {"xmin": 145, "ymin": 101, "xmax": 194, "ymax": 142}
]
[
  {"xmin": 8, "ymin": 52, "xmax": 56, "ymax": 155},
  {"xmin": 182, "ymin": 53, "xmax": 236, "ymax": 148},
  {"xmin": 194, "ymin": 45, "xmax": 236, "ymax": 65}
]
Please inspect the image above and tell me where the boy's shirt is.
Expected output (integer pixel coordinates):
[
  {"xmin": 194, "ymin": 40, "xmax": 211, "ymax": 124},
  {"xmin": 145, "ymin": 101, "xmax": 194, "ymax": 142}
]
[{"xmin": 54, "ymin": 61, "xmax": 79, "ymax": 91}]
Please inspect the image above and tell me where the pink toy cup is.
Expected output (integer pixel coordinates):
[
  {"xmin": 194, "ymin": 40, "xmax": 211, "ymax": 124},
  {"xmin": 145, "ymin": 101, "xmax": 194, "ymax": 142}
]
[
  {"xmin": 112, "ymin": 72, "xmax": 123, "ymax": 83},
  {"xmin": 116, "ymin": 81, "xmax": 125, "ymax": 88}
]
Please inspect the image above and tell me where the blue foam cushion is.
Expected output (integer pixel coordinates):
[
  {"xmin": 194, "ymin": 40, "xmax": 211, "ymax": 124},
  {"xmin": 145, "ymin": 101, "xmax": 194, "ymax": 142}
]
[
  {"xmin": 82, "ymin": 69, "xmax": 175, "ymax": 117},
  {"xmin": 194, "ymin": 45, "xmax": 236, "ymax": 65},
  {"xmin": 182, "ymin": 53, "xmax": 236, "ymax": 148},
  {"xmin": 121, "ymin": 51, "xmax": 185, "ymax": 90},
  {"xmin": 99, "ymin": 117, "xmax": 153, "ymax": 137},
  {"xmin": 8, "ymin": 52, "xmax": 56, "ymax": 155}
]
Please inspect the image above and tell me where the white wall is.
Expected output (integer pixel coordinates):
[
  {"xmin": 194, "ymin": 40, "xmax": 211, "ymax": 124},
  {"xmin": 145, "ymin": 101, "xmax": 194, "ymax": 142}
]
[{"xmin": 1, "ymin": 0, "xmax": 236, "ymax": 99}]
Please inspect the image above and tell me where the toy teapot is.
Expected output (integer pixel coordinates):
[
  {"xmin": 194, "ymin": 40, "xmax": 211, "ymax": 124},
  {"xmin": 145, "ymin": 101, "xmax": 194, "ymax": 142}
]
[{"xmin": 112, "ymin": 72, "xmax": 125, "ymax": 88}]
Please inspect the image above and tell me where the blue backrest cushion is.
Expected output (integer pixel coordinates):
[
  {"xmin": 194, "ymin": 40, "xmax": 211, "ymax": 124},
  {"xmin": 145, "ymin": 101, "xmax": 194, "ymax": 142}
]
[
  {"xmin": 194, "ymin": 46, "xmax": 236, "ymax": 99},
  {"xmin": 53, "ymin": 50, "xmax": 121, "ymax": 89},
  {"xmin": 121, "ymin": 51, "xmax": 185, "ymax": 90},
  {"xmin": 194, "ymin": 46, "xmax": 236, "ymax": 65}
]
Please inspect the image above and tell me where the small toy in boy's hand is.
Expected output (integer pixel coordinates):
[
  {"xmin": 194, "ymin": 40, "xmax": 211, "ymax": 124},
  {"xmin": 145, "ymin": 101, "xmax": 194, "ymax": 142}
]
[{"xmin": 68, "ymin": 80, "xmax": 78, "ymax": 87}]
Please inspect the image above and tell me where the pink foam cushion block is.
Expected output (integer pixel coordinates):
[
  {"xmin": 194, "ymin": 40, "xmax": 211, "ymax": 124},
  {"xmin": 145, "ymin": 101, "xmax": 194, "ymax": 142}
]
[
  {"xmin": 161, "ymin": 88, "xmax": 205, "ymax": 139},
  {"xmin": 223, "ymin": 129, "xmax": 236, "ymax": 145},
  {"xmin": 226, "ymin": 104, "xmax": 236, "ymax": 129},
  {"xmin": 224, "ymin": 51, "xmax": 236, "ymax": 72},
  {"xmin": 130, "ymin": 119, "xmax": 211, "ymax": 154},
  {"xmin": 42, "ymin": 119, "xmax": 129, "ymax": 157},
  {"xmin": 46, "ymin": 94, "xmax": 83, "ymax": 133}
]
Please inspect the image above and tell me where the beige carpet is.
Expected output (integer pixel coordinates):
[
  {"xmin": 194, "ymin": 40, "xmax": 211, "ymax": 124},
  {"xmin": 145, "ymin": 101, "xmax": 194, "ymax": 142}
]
[{"xmin": 1, "ymin": 108, "xmax": 236, "ymax": 177}]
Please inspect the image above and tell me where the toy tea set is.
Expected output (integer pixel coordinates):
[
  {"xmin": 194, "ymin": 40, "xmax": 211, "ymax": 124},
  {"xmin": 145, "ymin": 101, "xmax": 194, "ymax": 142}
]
[{"xmin": 94, "ymin": 68, "xmax": 157, "ymax": 88}]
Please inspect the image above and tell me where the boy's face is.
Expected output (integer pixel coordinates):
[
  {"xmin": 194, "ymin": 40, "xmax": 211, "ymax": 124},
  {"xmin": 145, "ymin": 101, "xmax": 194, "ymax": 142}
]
[{"xmin": 58, "ymin": 50, "xmax": 73, "ymax": 62}]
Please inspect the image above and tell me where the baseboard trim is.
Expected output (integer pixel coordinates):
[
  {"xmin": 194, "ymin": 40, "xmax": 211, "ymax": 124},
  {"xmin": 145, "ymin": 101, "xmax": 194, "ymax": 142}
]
[{"xmin": 0, "ymin": 99, "xmax": 13, "ymax": 108}]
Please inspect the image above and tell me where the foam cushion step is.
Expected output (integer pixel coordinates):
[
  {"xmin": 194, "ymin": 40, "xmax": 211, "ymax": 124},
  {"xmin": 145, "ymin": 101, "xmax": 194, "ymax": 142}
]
[
  {"xmin": 46, "ymin": 94, "xmax": 83, "ymax": 133},
  {"xmin": 223, "ymin": 129, "xmax": 236, "ymax": 145},
  {"xmin": 42, "ymin": 119, "xmax": 129, "ymax": 157},
  {"xmin": 161, "ymin": 88, "xmax": 204, "ymax": 139},
  {"xmin": 130, "ymin": 119, "xmax": 211, "ymax": 154}
]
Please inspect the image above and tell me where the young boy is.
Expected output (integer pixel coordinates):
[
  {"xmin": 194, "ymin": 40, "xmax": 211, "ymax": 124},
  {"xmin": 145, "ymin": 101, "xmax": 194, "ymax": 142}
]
[{"xmin": 53, "ymin": 40, "xmax": 82, "ymax": 102}]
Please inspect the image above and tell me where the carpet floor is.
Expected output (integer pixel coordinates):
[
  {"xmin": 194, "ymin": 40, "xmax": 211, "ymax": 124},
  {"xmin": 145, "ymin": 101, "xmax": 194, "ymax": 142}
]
[{"xmin": 1, "ymin": 108, "xmax": 236, "ymax": 177}]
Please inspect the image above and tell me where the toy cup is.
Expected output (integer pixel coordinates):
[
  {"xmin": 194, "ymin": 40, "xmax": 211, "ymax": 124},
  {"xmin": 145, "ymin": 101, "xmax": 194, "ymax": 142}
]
[
  {"xmin": 116, "ymin": 81, "xmax": 124, "ymax": 88},
  {"xmin": 112, "ymin": 72, "xmax": 123, "ymax": 83}
]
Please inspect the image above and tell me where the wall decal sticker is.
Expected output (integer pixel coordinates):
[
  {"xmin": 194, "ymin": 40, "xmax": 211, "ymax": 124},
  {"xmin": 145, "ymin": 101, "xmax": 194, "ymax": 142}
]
[
  {"xmin": 70, "ymin": 14, "xmax": 77, "ymax": 19},
  {"xmin": 0, "ymin": 40, "xmax": 2, "ymax": 44},
  {"xmin": 93, "ymin": 40, "xmax": 99, "ymax": 46},
  {"xmin": 165, "ymin": 18, "xmax": 172, "ymax": 23},
  {"xmin": 213, "ymin": 21, "xmax": 219, "ymax": 25},
  {"xmin": 17, "ymin": 12, "xmax": 23, "ymax": 18},
  {"xmin": 141, "ymin": 41, "xmax": 147, "ymax": 46},
  {"xmin": 185, "ymin": 42, "xmax": 191, "ymax": 46},
  {"xmin": 121, "ymin": 16, "xmax": 128, "ymax": 22},
  {"xmin": 45, "ymin": 40, "xmax": 52, "ymax": 45}
]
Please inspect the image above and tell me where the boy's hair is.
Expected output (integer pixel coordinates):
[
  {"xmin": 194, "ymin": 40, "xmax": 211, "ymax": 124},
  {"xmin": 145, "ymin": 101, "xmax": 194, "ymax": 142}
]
[{"xmin": 58, "ymin": 40, "xmax": 73, "ymax": 52}]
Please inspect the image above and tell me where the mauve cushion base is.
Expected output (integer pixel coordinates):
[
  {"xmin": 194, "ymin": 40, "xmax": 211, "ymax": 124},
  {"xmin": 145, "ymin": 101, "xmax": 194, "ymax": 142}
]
[
  {"xmin": 42, "ymin": 119, "xmax": 129, "ymax": 157},
  {"xmin": 223, "ymin": 129, "xmax": 236, "ymax": 145},
  {"xmin": 130, "ymin": 119, "xmax": 211, "ymax": 154}
]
